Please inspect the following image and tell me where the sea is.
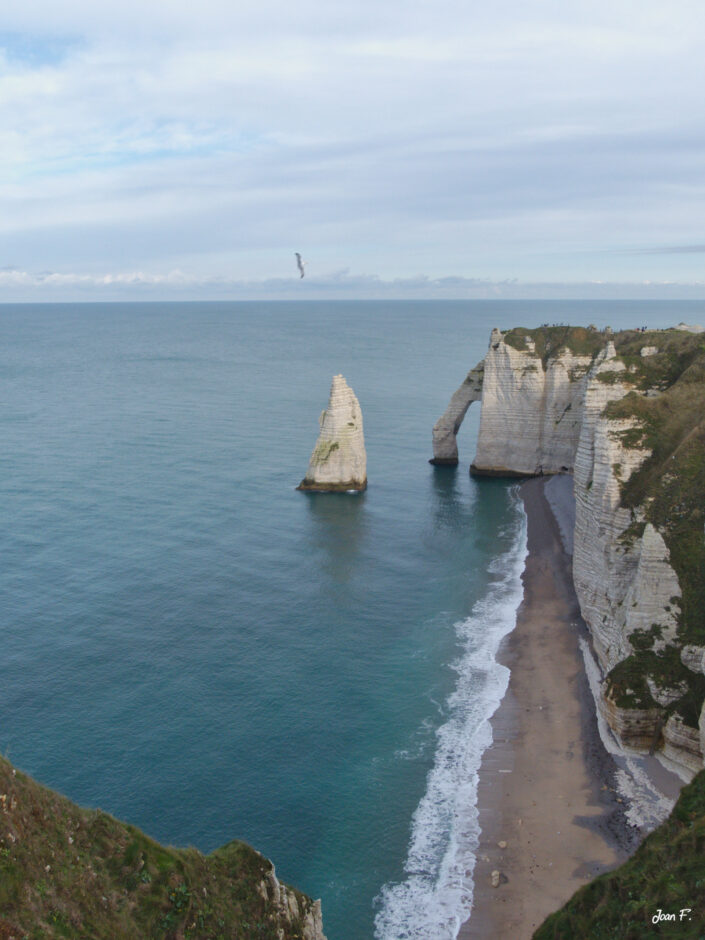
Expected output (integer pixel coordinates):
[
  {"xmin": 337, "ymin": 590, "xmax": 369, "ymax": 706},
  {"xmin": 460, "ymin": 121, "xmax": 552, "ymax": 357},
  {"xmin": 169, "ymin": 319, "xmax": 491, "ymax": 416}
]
[{"xmin": 2, "ymin": 299, "xmax": 703, "ymax": 939}]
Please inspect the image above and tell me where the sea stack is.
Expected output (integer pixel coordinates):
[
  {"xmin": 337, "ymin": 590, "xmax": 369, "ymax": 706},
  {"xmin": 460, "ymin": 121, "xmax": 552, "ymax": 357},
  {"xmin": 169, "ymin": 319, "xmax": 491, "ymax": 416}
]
[{"xmin": 297, "ymin": 375, "xmax": 367, "ymax": 492}]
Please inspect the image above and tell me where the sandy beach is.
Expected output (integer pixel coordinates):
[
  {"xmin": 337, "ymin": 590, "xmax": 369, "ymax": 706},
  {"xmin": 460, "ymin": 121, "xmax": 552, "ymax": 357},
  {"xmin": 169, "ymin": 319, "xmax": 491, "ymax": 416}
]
[{"xmin": 460, "ymin": 477, "xmax": 639, "ymax": 939}]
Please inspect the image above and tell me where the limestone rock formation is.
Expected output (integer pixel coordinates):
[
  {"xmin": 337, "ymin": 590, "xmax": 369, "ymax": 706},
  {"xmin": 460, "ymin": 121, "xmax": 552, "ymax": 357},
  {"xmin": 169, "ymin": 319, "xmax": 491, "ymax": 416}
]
[
  {"xmin": 431, "ymin": 328, "xmax": 592, "ymax": 474},
  {"xmin": 298, "ymin": 375, "xmax": 367, "ymax": 492},
  {"xmin": 434, "ymin": 325, "xmax": 705, "ymax": 776},
  {"xmin": 261, "ymin": 866, "xmax": 326, "ymax": 940},
  {"xmin": 572, "ymin": 346, "xmax": 657, "ymax": 669},
  {"xmin": 430, "ymin": 361, "xmax": 484, "ymax": 464},
  {"xmin": 472, "ymin": 329, "xmax": 592, "ymax": 475}
]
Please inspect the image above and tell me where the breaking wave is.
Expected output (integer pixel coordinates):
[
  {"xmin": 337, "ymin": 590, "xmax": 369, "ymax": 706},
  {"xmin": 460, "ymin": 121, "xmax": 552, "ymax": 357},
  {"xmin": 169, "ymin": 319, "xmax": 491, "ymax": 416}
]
[{"xmin": 374, "ymin": 493, "xmax": 528, "ymax": 939}]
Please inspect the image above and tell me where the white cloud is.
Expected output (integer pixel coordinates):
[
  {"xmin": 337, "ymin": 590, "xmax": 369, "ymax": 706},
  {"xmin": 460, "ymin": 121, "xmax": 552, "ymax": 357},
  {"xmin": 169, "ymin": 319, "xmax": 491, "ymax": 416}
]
[
  {"xmin": 2, "ymin": 266, "xmax": 705, "ymax": 304},
  {"xmin": 1, "ymin": 1, "xmax": 705, "ymax": 295}
]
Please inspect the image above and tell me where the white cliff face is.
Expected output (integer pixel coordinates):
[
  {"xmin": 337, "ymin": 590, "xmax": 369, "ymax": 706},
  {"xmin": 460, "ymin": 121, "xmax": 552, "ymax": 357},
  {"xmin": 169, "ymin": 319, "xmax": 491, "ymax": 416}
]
[
  {"xmin": 437, "ymin": 328, "xmax": 701, "ymax": 774},
  {"xmin": 662, "ymin": 715, "xmax": 703, "ymax": 774},
  {"xmin": 572, "ymin": 345, "xmax": 653, "ymax": 668},
  {"xmin": 431, "ymin": 361, "xmax": 484, "ymax": 463},
  {"xmin": 572, "ymin": 347, "xmax": 682, "ymax": 667},
  {"xmin": 298, "ymin": 375, "xmax": 367, "ymax": 491},
  {"xmin": 561, "ymin": 349, "xmax": 697, "ymax": 772},
  {"xmin": 471, "ymin": 329, "xmax": 592, "ymax": 475},
  {"xmin": 622, "ymin": 526, "xmax": 681, "ymax": 648}
]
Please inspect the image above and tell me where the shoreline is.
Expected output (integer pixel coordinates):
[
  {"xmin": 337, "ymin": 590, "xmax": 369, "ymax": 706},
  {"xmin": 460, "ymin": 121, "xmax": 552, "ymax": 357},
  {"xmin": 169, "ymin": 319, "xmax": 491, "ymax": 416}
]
[{"xmin": 460, "ymin": 476, "xmax": 639, "ymax": 939}]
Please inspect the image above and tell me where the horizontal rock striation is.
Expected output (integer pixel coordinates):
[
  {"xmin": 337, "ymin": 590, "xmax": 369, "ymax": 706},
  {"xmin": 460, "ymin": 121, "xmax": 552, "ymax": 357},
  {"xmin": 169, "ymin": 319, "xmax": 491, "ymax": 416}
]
[
  {"xmin": 472, "ymin": 329, "xmax": 591, "ymax": 476},
  {"xmin": 572, "ymin": 344, "xmax": 656, "ymax": 670},
  {"xmin": 298, "ymin": 374, "xmax": 367, "ymax": 492},
  {"xmin": 435, "ymin": 325, "xmax": 705, "ymax": 776}
]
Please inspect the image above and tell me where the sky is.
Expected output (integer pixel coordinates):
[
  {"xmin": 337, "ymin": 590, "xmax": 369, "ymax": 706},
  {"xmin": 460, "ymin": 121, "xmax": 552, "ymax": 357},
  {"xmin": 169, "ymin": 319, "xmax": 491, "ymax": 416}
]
[{"xmin": 1, "ymin": 0, "xmax": 705, "ymax": 300}]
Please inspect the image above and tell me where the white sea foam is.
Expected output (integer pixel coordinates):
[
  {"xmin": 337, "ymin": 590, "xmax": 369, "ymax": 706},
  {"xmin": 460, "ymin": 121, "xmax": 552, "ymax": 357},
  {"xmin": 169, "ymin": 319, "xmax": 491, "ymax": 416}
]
[{"xmin": 374, "ymin": 494, "xmax": 528, "ymax": 940}]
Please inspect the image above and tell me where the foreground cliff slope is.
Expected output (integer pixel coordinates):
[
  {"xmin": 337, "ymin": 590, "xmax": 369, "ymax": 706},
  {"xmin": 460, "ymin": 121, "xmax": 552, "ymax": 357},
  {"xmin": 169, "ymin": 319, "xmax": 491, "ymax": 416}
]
[
  {"xmin": 0, "ymin": 755, "xmax": 325, "ymax": 940},
  {"xmin": 534, "ymin": 769, "xmax": 705, "ymax": 939}
]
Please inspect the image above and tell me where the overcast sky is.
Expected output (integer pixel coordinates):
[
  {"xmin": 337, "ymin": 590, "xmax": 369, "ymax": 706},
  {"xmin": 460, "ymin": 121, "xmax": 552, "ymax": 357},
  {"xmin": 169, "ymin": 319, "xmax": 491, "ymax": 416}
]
[{"xmin": 2, "ymin": 1, "xmax": 705, "ymax": 300}]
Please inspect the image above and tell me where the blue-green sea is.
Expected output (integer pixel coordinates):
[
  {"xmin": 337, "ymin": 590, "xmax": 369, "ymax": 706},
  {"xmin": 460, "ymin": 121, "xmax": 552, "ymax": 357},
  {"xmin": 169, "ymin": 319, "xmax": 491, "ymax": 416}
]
[{"xmin": 2, "ymin": 300, "xmax": 703, "ymax": 938}]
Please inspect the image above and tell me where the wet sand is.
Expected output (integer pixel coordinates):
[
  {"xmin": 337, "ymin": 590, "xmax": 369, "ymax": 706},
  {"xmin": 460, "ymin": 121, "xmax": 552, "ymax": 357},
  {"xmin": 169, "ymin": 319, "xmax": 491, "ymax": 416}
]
[{"xmin": 460, "ymin": 477, "xmax": 637, "ymax": 939}]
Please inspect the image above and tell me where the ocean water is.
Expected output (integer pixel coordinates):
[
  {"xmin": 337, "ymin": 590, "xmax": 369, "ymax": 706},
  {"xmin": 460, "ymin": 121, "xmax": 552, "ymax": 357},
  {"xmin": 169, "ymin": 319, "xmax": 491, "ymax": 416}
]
[{"xmin": 2, "ymin": 299, "xmax": 703, "ymax": 939}]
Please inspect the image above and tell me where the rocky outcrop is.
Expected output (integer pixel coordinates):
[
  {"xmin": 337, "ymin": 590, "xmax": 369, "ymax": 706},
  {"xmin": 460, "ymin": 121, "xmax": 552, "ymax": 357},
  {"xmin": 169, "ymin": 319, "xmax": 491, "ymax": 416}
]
[
  {"xmin": 679, "ymin": 648, "xmax": 705, "ymax": 768},
  {"xmin": 298, "ymin": 375, "xmax": 367, "ymax": 492},
  {"xmin": 430, "ymin": 328, "xmax": 593, "ymax": 475},
  {"xmin": 430, "ymin": 361, "xmax": 484, "ymax": 464},
  {"xmin": 601, "ymin": 692, "xmax": 663, "ymax": 751},
  {"xmin": 435, "ymin": 325, "xmax": 705, "ymax": 776},
  {"xmin": 472, "ymin": 329, "xmax": 592, "ymax": 476},
  {"xmin": 260, "ymin": 866, "xmax": 326, "ymax": 940},
  {"xmin": 662, "ymin": 715, "xmax": 703, "ymax": 774}
]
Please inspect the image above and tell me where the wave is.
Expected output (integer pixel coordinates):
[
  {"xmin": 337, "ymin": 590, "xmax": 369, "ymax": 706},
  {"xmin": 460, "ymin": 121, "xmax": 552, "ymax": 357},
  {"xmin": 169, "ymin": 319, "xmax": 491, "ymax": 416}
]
[{"xmin": 374, "ymin": 492, "xmax": 528, "ymax": 940}]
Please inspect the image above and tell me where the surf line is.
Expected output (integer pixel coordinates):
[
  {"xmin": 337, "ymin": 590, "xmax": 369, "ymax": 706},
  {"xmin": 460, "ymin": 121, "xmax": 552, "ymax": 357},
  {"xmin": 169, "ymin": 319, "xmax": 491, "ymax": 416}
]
[{"xmin": 375, "ymin": 490, "xmax": 528, "ymax": 940}]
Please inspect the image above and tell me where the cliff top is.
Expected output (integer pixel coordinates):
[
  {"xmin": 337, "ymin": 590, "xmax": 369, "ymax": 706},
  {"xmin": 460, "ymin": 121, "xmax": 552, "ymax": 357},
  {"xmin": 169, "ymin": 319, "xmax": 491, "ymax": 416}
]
[
  {"xmin": 0, "ymin": 754, "xmax": 319, "ymax": 940},
  {"xmin": 502, "ymin": 323, "xmax": 704, "ymax": 371}
]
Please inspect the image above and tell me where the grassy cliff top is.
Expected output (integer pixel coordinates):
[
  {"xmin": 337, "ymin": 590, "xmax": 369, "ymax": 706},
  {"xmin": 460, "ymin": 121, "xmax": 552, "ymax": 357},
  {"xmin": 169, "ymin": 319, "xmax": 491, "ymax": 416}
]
[
  {"xmin": 0, "ymin": 755, "xmax": 317, "ymax": 940},
  {"xmin": 502, "ymin": 324, "xmax": 704, "ymax": 376},
  {"xmin": 502, "ymin": 324, "xmax": 607, "ymax": 364},
  {"xmin": 534, "ymin": 769, "xmax": 705, "ymax": 939}
]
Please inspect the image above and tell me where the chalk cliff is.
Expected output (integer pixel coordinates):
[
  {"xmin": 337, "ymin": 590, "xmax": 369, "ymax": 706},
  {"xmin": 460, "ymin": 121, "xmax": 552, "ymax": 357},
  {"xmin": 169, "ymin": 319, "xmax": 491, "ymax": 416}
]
[
  {"xmin": 298, "ymin": 375, "xmax": 367, "ymax": 492},
  {"xmin": 434, "ymin": 325, "xmax": 705, "ymax": 776},
  {"xmin": 472, "ymin": 328, "xmax": 593, "ymax": 475}
]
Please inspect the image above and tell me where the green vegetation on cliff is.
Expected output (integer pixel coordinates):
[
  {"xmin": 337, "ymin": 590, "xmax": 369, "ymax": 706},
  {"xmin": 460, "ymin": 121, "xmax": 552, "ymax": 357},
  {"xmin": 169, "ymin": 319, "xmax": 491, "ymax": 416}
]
[
  {"xmin": 505, "ymin": 325, "xmax": 705, "ymax": 728},
  {"xmin": 534, "ymin": 769, "xmax": 705, "ymax": 939},
  {"xmin": 503, "ymin": 324, "xmax": 606, "ymax": 365},
  {"xmin": 0, "ymin": 755, "xmax": 319, "ymax": 940}
]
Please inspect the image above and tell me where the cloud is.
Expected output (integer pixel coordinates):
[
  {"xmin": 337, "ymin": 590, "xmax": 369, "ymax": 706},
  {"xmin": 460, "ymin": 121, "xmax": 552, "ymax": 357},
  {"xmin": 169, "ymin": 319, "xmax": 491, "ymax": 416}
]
[
  {"xmin": 2, "ymin": 2, "xmax": 705, "ymax": 292},
  {"xmin": 627, "ymin": 245, "xmax": 705, "ymax": 254},
  {"xmin": 2, "ymin": 266, "xmax": 705, "ymax": 302}
]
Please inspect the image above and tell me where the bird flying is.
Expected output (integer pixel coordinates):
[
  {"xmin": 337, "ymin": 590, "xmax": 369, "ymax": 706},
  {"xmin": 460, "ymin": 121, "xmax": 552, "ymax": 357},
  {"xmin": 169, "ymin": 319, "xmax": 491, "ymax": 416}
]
[{"xmin": 295, "ymin": 252, "xmax": 306, "ymax": 278}]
